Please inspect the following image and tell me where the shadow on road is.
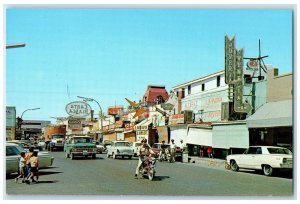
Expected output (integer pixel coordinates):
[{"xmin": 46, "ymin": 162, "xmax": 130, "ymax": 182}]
[
  {"xmin": 238, "ymin": 169, "xmax": 293, "ymax": 179},
  {"xmin": 39, "ymin": 171, "xmax": 63, "ymax": 176},
  {"xmin": 152, "ymin": 175, "xmax": 170, "ymax": 181}
]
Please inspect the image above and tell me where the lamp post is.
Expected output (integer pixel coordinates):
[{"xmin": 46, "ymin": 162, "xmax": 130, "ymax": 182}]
[
  {"xmin": 77, "ymin": 96, "xmax": 103, "ymax": 131},
  {"xmin": 21, "ymin": 108, "xmax": 40, "ymax": 119},
  {"xmin": 19, "ymin": 108, "xmax": 40, "ymax": 140}
]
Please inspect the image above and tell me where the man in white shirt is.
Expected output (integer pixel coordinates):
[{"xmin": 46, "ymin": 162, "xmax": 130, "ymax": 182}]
[{"xmin": 169, "ymin": 139, "xmax": 177, "ymax": 163}]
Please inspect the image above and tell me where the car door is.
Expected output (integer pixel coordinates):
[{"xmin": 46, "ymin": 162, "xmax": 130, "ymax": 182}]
[
  {"xmin": 6, "ymin": 146, "xmax": 20, "ymax": 174},
  {"xmin": 244, "ymin": 147, "xmax": 261, "ymax": 169}
]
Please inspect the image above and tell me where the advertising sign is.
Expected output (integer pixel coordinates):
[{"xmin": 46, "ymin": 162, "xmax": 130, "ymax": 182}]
[
  {"xmin": 68, "ymin": 118, "xmax": 82, "ymax": 129},
  {"xmin": 65, "ymin": 101, "xmax": 91, "ymax": 117},
  {"xmin": 6, "ymin": 106, "xmax": 16, "ymax": 128},
  {"xmin": 108, "ymin": 106, "xmax": 123, "ymax": 115}
]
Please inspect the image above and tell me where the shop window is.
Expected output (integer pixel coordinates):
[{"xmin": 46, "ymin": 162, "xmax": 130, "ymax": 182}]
[{"xmin": 202, "ymin": 84, "xmax": 205, "ymax": 91}]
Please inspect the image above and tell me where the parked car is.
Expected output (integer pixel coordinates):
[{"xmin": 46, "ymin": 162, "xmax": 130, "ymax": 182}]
[
  {"xmin": 64, "ymin": 135, "xmax": 97, "ymax": 160},
  {"xmin": 152, "ymin": 143, "xmax": 170, "ymax": 158},
  {"xmin": 92, "ymin": 140, "xmax": 104, "ymax": 154},
  {"xmin": 106, "ymin": 141, "xmax": 134, "ymax": 159},
  {"xmin": 6, "ymin": 143, "xmax": 54, "ymax": 175},
  {"xmin": 226, "ymin": 146, "xmax": 293, "ymax": 176},
  {"xmin": 130, "ymin": 142, "xmax": 151, "ymax": 156}
]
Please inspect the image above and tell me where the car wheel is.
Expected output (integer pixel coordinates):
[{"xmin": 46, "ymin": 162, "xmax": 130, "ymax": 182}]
[
  {"xmin": 107, "ymin": 152, "xmax": 110, "ymax": 158},
  {"xmin": 112, "ymin": 153, "xmax": 116, "ymax": 159},
  {"xmin": 263, "ymin": 165, "xmax": 273, "ymax": 176},
  {"xmin": 230, "ymin": 160, "xmax": 239, "ymax": 171},
  {"xmin": 65, "ymin": 152, "xmax": 70, "ymax": 158},
  {"xmin": 92, "ymin": 154, "xmax": 96, "ymax": 159},
  {"xmin": 128, "ymin": 156, "xmax": 132, "ymax": 160}
]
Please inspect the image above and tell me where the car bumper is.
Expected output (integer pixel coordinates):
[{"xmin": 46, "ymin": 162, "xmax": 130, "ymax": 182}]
[{"xmin": 116, "ymin": 152, "xmax": 133, "ymax": 156}]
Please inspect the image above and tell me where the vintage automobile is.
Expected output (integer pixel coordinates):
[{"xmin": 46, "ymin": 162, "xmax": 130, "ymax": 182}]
[
  {"xmin": 130, "ymin": 142, "xmax": 151, "ymax": 156},
  {"xmin": 152, "ymin": 143, "xmax": 170, "ymax": 156},
  {"xmin": 6, "ymin": 143, "xmax": 54, "ymax": 175},
  {"xmin": 106, "ymin": 141, "xmax": 134, "ymax": 159},
  {"xmin": 92, "ymin": 140, "xmax": 104, "ymax": 154},
  {"xmin": 64, "ymin": 135, "xmax": 97, "ymax": 159},
  {"xmin": 226, "ymin": 146, "xmax": 293, "ymax": 176}
]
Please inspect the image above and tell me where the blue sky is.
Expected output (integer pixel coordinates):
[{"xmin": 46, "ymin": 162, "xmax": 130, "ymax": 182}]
[{"xmin": 5, "ymin": 8, "xmax": 293, "ymax": 123}]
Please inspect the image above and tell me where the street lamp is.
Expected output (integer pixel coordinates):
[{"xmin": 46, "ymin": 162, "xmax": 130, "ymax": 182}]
[
  {"xmin": 77, "ymin": 96, "xmax": 103, "ymax": 131},
  {"xmin": 18, "ymin": 108, "xmax": 40, "ymax": 140},
  {"xmin": 21, "ymin": 108, "xmax": 40, "ymax": 119},
  {"xmin": 6, "ymin": 43, "xmax": 26, "ymax": 49}
]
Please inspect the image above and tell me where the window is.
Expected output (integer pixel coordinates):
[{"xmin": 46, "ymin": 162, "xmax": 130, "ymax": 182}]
[
  {"xmin": 202, "ymin": 84, "xmax": 205, "ymax": 91},
  {"xmin": 188, "ymin": 85, "xmax": 191, "ymax": 94},
  {"xmin": 217, "ymin": 76, "xmax": 220, "ymax": 87},
  {"xmin": 181, "ymin": 88, "xmax": 185, "ymax": 98}
]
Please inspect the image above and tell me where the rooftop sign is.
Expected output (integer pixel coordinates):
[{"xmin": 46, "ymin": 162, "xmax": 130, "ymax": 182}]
[{"xmin": 65, "ymin": 101, "xmax": 91, "ymax": 117}]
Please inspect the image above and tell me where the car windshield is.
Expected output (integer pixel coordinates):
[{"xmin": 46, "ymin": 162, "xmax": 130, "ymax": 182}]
[
  {"xmin": 74, "ymin": 137, "xmax": 91, "ymax": 143},
  {"xmin": 267, "ymin": 147, "xmax": 292, "ymax": 155},
  {"xmin": 115, "ymin": 142, "xmax": 130, "ymax": 147},
  {"xmin": 52, "ymin": 135, "xmax": 64, "ymax": 139},
  {"xmin": 6, "ymin": 145, "xmax": 23, "ymax": 156},
  {"xmin": 135, "ymin": 143, "xmax": 141, "ymax": 147}
]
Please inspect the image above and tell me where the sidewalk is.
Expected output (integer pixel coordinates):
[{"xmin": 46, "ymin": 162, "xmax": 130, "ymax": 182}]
[{"xmin": 180, "ymin": 156, "xmax": 227, "ymax": 170}]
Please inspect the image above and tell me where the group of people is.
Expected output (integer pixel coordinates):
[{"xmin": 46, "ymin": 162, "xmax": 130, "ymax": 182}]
[
  {"xmin": 199, "ymin": 146, "xmax": 213, "ymax": 158},
  {"xmin": 15, "ymin": 147, "xmax": 39, "ymax": 184}
]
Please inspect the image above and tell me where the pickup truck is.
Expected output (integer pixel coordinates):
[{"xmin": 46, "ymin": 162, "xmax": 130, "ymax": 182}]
[
  {"xmin": 64, "ymin": 135, "xmax": 97, "ymax": 160},
  {"xmin": 48, "ymin": 134, "xmax": 65, "ymax": 151}
]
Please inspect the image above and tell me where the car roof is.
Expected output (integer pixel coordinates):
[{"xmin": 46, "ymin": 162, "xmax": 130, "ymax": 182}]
[
  {"xmin": 250, "ymin": 145, "xmax": 286, "ymax": 149},
  {"xmin": 71, "ymin": 136, "xmax": 90, "ymax": 138},
  {"xmin": 6, "ymin": 143, "xmax": 19, "ymax": 146}
]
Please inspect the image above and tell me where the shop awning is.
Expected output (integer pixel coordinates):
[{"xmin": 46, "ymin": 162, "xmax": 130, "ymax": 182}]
[
  {"xmin": 246, "ymin": 100, "xmax": 293, "ymax": 128},
  {"xmin": 186, "ymin": 127, "xmax": 212, "ymax": 146}
]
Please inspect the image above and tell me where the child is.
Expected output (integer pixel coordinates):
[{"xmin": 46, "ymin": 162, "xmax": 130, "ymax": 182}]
[
  {"xmin": 25, "ymin": 147, "xmax": 34, "ymax": 182},
  {"xmin": 26, "ymin": 151, "xmax": 39, "ymax": 184},
  {"xmin": 15, "ymin": 152, "xmax": 26, "ymax": 183}
]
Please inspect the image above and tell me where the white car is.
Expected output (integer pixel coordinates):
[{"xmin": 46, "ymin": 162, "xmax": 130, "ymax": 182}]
[
  {"xmin": 6, "ymin": 143, "xmax": 55, "ymax": 175},
  {"xmin": 106, "ymin": 141, "xmax": 133, "ymax": 159},
  {"xmin": 226, "ymin": 146, "xmax": 293, "ymax": 176},
  {"xmin": 131, "ymin": 142, "xmax": 151, "ymax": 156}
]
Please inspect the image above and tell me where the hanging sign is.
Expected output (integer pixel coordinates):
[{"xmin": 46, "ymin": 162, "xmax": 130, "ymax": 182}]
[{"xmin": 65, "ymin": 101, "xmax": 91, "ymax": 117}]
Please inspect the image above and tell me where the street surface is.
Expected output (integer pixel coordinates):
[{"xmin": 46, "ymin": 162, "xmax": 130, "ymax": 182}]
[{"xmin": 5, "ymin": 151, "xmax": 294, "ymax": 199}]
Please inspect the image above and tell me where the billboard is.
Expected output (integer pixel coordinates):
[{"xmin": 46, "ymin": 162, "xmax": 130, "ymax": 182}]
[{"xmin": 6, "ymin": 106, "xmax": 16, "ymax": 128}]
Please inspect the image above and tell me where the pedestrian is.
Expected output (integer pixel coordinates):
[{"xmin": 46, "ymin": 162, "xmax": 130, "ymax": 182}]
[
  {"xmin": 26, "ymin": 151, "xmax": 39, "ymax": 184},
  {"xmin": 135, "ymin": 139, "xmax": 155, "ymax": 178},
  {"xmin": 169, "ymin": 139, "xmax": 177, "ymax": 163},
  {"xmin": 25, "ymin": 147, "xmax": 34, "ymax": 182},
  {"xmin": 15, "ymin": 152, "xmax": 26, "ymax": 183},
  {"xmin": 207, "ymin": 146, "xmax": 213, "ymax": 158},
  {"xmin": 199, "ymin": 146, "xmax": 204, "ymax": 157},
  {"xmin": 178, "ymin": 139, "xmax": 186, "ymax": 153}
]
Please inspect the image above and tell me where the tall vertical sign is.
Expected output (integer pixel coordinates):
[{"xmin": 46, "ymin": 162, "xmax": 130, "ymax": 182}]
[{"xmin": 224, "ymin": 36, "xmax": 252, "ymax": 114}]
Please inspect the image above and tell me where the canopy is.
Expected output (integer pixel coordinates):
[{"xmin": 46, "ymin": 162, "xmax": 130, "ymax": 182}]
[{"xmin": 246, "ymin": 100, "xmax": 293, "ymax": 128}]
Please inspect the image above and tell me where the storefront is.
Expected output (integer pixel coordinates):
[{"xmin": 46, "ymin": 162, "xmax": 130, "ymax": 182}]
[
  {"xmin": 246, "ymin": 100, "xmax": 293, "ymax": 150},
  {"xmin": 169, "ymin": 124, "xmax": 187, "ymax": 145},
  {"xmin": 186, "ymin": 124, "xmax": 212, "ymax": 156},
  {"xmin": 212, "ymin": 121, "xmax": 249, "ymax": 157}
]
